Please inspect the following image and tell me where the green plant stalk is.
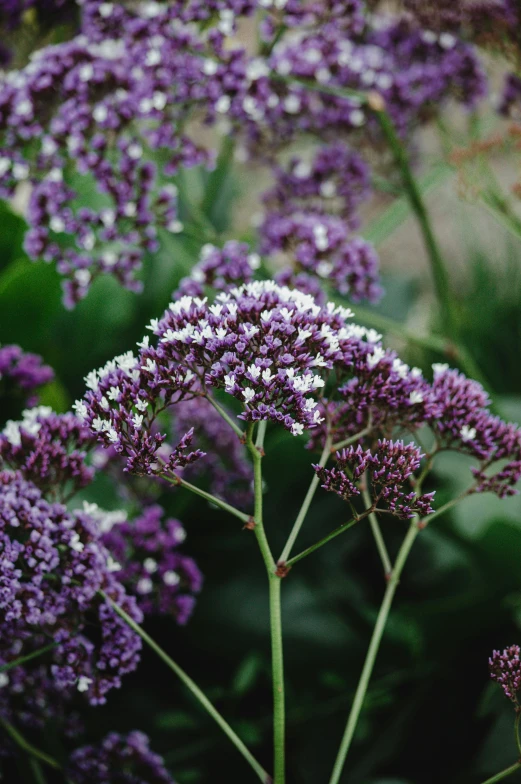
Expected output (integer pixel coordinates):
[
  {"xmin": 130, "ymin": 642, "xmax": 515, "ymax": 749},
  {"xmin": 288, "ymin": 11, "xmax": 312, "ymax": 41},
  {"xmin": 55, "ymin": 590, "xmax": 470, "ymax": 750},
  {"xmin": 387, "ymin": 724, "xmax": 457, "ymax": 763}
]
[
  {"xmin": 278, "ymin": 435, "xmax": 333, "ymax": 564},
  {"xmin": 200, "ymin": 135, "xmax": 235, "ymax": 224},
  {"xmin": 162, "ymin": 473, "xmax": 250, "ymax": 524},
  {"xmin": 0, "ymin": 642, "xmax": 56, "ymax": 672},
  {"xmin": 332, "ymin": 426, "xmax": 372, "ymax": 452},
  {"xmin": 375, "ymin": 110, "xmax": 457, "ymax": 341},
  {"xmin": 515, "ymin": 711, "xmax": 521, "ymax": 758},
  {"xmin": 0, "ymin": 717, "xmax": 61, "ymax": 770},
  {"xmin": 246, "ymin": 425, "xmax": 285, "ymax": 784},
  {"xmin": 285, "ymin": 517, "xmax": 359, "ymax": 568},
  {"xmin": 29, "ymin": 759, "xmax": 47, "ymax": 784},
  {"xmin": 361, "ymin": 487, "xmax": 392, "ymax": 577},
  {"xmin": 101, "ymin": 592, "xmax": 269, "ymax": 783},
  {"xmin": 205, "ymin": 394, "xmax": 244, "ymax": 438},
  {"xmin": 328, "ymin": 520, "xmax": 420, "ymax": 784},
  {"xmin": 481, "ymin": 763, "xmax": 521, "ymax": 784}
]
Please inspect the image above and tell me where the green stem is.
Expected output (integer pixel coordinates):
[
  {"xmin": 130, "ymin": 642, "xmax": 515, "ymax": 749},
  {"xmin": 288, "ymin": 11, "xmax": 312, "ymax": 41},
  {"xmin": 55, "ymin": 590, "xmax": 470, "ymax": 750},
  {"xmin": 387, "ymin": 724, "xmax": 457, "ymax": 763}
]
[
  {"xmin": 331, "ymin": 427, "xmax": 372, "ymax": 453},
  {"xmin": 285, "ymin": 517, "xmax": 359, "ymax": 568},
  {"xmin": 328, "ymin": 520, "xmax": 420, "ymax": 784},
  {"xmin": 245, "ymin": 425, "xmax": 285, "ymax": 784},
  {"xmin": 29, "ymin": 758, "xmax": 47, "ymax": 784},
  {"xmin": 101, "ymin": 593, "xmax": 269, "ymax": 783},
  {"xmin": 205, "ymin": 394, "xmax": 244, "ymax": 438},
  {"xmin": 269, "ymin": 575, "xmax": 285, "ymax": 784},
  {"xmin": 278, "ymin": 436, "xmax": 333, "ymax": 564},
  {"xmin": 361, "ymin": 487, "xmax": 392, "ymax": 577},
  {"xmin": 515, "ymin": 711, "xmax": 521, "ymax": 758},
  {"xmin": 481, "ymin": 762, "xmax": 521, "ymax": 784},
  {"xmin": 375, "ymin": 110, "xmax": 456, "ymax": 340},
  {"xmin": 256, "ymin": 420, "xmax": 268, "ymax": 451},
  {"xmin": 200, "ymin": 135, "xmax": 235, "ymax": 224},
  {"xmin": 162, "ymin": 473, "xmax": 250, "ymax": 524},
  {"xmin": 0, "ymin": 643, "xmax": 56, "ymax": 673},
  {"xmin": 0, "ymin": 717, "xmax": 61, "ymax": 770}
]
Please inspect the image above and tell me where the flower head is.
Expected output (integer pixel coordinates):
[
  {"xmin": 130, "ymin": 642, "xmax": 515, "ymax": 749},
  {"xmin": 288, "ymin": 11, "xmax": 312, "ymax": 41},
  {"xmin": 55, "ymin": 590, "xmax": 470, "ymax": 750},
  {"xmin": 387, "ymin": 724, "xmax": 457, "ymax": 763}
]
[{"xmin": 489, "ymin": 645, "xmax": 521, "ymax": 705}]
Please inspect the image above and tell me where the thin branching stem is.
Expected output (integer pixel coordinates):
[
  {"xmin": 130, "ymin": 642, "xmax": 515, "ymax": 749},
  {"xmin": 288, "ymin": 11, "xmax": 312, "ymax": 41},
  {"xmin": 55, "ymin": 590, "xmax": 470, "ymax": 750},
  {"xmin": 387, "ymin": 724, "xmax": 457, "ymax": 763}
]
[{"xmin": 102, "ymin": 593, "xmax": 269, "ymax": 783}]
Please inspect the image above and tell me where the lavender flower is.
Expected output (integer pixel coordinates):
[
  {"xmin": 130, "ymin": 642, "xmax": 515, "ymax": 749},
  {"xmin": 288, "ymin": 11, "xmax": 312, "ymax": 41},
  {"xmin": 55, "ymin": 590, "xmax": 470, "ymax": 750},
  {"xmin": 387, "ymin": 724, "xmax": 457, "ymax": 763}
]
[
  {"xmin": 0, "ymin": 471, "xmax": 142, "ymax": 705},
  {"xmin": 0, "ymin": 406, "xmax": 95, "ymax": 498},
  {"xmin": 315, "ymin": 439, "xmax": 435, "ymax": 519},
  {"xmin": 0, "ymin": 344, "xmax": 53, "ymax": 410},
  {"xmin": 67, "ymin": 731, "xmax": 175, "ymax": 784},
  {"xmin": 428, "ymin": 365, "xmax": 521, "ymax": 498},
  {"xmin": 489, "ymin": 645, "xmax": 521, "ymax": 705},
  {"xmin": 76, "ymin": 282, "xmax": 369, "ymax": 470},
  {"xmin": 101, "ymin": 505, "xmax": 203, "ymax": 623},
  {"xmin": 175, "ymin": 241, "xmax": 260, "ymax": 300}
]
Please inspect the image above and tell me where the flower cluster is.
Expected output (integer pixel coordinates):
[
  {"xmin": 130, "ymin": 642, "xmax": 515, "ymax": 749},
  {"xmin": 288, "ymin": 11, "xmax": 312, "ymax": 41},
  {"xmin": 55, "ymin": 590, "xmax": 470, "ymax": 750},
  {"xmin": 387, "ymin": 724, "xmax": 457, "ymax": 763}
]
[
  {"xmin": 175, "ymin": 241, "xmax": 259, "ymax": 300},
  {"xmin": 315, "ymin": 439, "xmax": 435, "ymax": 519},
  {"xmin": 0, "ymin": 470, "xmax": 142, "ymax": 706},
  {"xmin": 489, "ymin": 644, "xmax": 521, "ymax": 704},
  {"xmin": 77, "ymin": 281, "xmax": 372, "ymax": 472},
  {"xmin": 0, "ymin": 658, "xmax": 83, "ymax": 740},
  {"xmin": 0, "ymin": 406, "xmax": 95, "ymax": 498},
  {"xmin": 260, "ymin": 144, "xmax": 382, "ymax": 301},
  {"xmin": 429, "ymin": 366, "xmax": 521, "ymax": 498},
  {"xmin": 0, "ymin": 0, "xmax": 489, "ymax": 304},
  {"xmin": 0, "ymin": 344, "xmax": 53, "ymax": 412},
  {"xmin": 67, "ymin": 731, "xmax": 175, "ymax": 784},
  {"xmin": 101, "ymin": 505, "xmax": 203, "ymax": 622}
]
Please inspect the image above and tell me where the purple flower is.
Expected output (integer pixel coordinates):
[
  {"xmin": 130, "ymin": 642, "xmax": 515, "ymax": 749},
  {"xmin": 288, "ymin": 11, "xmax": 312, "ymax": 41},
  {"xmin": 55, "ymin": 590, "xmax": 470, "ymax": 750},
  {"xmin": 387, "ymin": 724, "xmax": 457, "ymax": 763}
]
[
  {"xmin": 315, "ymin": 439, "xmax": 435, "ymax": 520},
  {"xmin": 0, "ymin": 344, "xmax": 53, "ymax": 409},
  {"xmin": 176, "ymin": 241, "xmax": 260, "ymax": 300},
  {"xmin": 489, "ymin": 645, "xmax": 521, "ymax": 704},
  {"xmin": 0, "ymin": 471, "xmax": 142, "ymax": 706},
  {"xmin": 0, "ymin": 407, "xmax": 95, "ymax": 498},
  {"xmin": 77, "ymin": 282, "xmax": 366, "ymax": 467},
  {"xmin": 67, "ymin": 731, "xmax": 175, "ymax": 784},
  {"xmin": 101, "ymin": 505, "xmax": 203, "ymax": 623}
]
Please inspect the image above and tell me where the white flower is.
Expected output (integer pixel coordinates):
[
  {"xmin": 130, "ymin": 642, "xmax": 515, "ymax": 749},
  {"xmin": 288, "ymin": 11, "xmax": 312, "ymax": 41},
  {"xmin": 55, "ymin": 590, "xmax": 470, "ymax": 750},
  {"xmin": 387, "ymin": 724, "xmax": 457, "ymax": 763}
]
[
  {"xmin": 432, "ymin": 363, "xmax": 449, "ymax": 377},
  {"xmin": 144, "ymin": 558, "xmax": 158, "ymax": 574},
  {"xmin": 137, "ymin": 577, "xmax": 153, "ymax": 594},
  {"xmin": 409, "ymin": 391, "xmax": 424, "ymax": 404},
  {"xmin": 0, "ymin": 673, "xmax": 9, "ymax": 688},
  {"xmin": 131, "ymin": 414, "xmax": 144, "ymax": 429},
  {"xmin": 163, "ymin": 570, "xmax": 180, "ymax": 586},
  {"xmin": 77, "ymin": 676, "xmax": 92, "ymax": 693},
  {"xmin": 107, "ymin": 556, "xmax": 121, "ymax": 572},
  {"xmin": 367, "ymin": 346, "xmax": 386, "ymax": 369},
  {"xmin": 70, "ymin": 532, "xmax": 84, "ymax": 552},
  {"xmin": 460, "ymin": 425, "xmax": 476, "ymax": 442},
  {"xmin": 243, "ymin": 388, "xmax": 255, "ymax": 403},
  {"xmin": 291, "ymin": 422, "xmax": 304, "ymax": 436}
]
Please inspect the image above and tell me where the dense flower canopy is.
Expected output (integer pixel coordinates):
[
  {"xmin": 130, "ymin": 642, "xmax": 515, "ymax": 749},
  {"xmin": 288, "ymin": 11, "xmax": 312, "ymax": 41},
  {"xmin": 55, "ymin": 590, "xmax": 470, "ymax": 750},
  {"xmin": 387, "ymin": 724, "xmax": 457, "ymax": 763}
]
[{"xmin": 0, "ymin": 0, "xmax": 488, "ymax": 304}]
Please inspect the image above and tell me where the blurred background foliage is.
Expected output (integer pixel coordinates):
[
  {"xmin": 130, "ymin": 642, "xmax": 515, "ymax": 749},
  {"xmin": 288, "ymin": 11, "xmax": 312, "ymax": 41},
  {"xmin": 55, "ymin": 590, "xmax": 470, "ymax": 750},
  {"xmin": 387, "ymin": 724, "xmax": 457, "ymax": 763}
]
[{"xmin": 2, "ymin": 51, "xmax": 521, "ymax": 784}]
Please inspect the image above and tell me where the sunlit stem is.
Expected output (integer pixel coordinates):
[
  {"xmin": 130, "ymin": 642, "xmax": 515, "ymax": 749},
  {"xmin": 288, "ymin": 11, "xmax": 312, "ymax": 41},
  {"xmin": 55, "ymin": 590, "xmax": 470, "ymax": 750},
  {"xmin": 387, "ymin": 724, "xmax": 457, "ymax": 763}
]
[
  {"xmin": 101, "ymin": 593, "xmax": 270, "ymax": 783},
  {"xmin": 278, "ymin": 435, "xmax": 333, "ymax": 564}
]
